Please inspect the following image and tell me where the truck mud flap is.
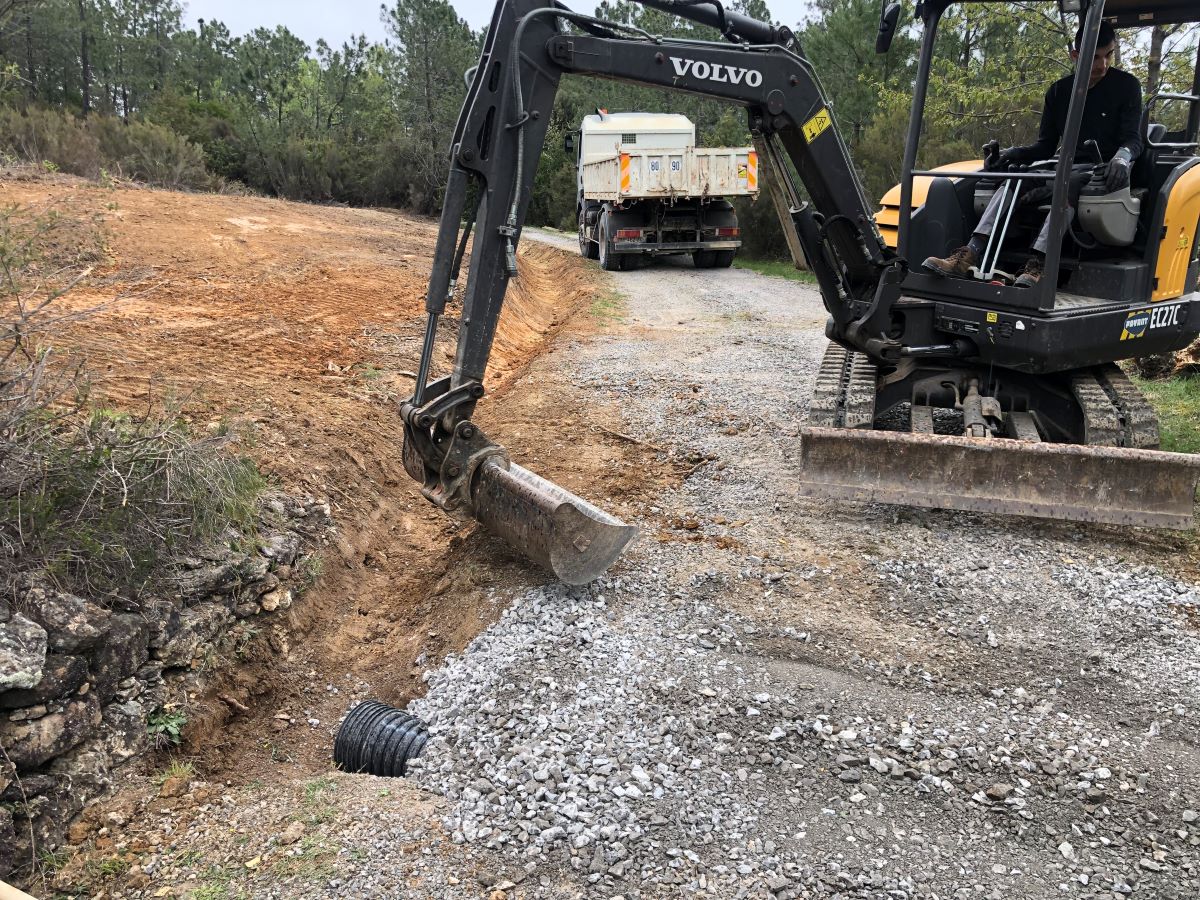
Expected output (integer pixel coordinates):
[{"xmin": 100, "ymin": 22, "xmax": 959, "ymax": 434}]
[
  {"xmin": 798, "ymin": 426, "xmax": 1200, "ymax": 529},
  {"xmin": 471, "ymin": 459, "xmax": 638, "ymax": 584}
]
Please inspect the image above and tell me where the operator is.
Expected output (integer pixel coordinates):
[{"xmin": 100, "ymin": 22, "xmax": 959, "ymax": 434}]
[{"xmin": 924, "ymin": 21, "xmax": 1142, "ymax": 288}]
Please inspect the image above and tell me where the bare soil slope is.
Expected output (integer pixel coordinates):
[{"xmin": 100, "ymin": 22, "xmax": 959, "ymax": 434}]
[{"xmin": 3, "ymin": 173, "xmax": 675, "ymax": 782}]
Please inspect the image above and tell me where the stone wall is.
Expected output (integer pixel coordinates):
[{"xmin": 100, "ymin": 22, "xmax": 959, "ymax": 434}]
[{"xmin": 0, "ymin": 494, "xmax": 330, "ymax": 883}]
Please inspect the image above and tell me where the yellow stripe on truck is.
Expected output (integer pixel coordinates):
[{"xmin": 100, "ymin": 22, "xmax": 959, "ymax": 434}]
[
  {"xmin": 748, "ymin": 151, "xmax": 758, "ymax": 191},
  {"xmin": 1153, "ymin": 165, "xmax": 1200, "ymax": 301},
  {"xmin": 620, "ymin": 153, "xmax": 631, "ymax": 195}
]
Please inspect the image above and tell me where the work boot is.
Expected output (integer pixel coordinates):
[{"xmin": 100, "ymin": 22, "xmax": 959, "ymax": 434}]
[
  {"xmin": 922, "ymin": 246, "xmax": 978, "ymax": 279},
  {"xmin": 1014, "ymin": 256, "xmax": 1044, "ymax": 288}
]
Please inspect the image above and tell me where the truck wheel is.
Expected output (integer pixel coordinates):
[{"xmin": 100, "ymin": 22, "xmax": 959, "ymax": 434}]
[
  {"xmin": 578, "ymin": 209, "xmax": 598, "ymax": 260},
  {"xmin": 692, "ymin": 249, "xmax": 716, "ymax": 268},
  {"xmin": 598, "ymin": 212, "xmax": 624, "ymax": 271},
  {"xmin": 713, "ymin": 250, "xmax": 736, "ymax": 268}
]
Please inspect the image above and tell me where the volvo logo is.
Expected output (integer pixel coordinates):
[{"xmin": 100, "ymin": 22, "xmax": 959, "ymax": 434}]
[{"xmin": 669, "ymin": 56, "xmax": 763, "ymax": 87}]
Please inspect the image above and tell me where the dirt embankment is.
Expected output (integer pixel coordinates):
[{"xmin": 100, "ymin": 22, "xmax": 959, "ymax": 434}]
[{"xmin": 4, "ymin": 173, "xmax": 676, "ymax": 782}]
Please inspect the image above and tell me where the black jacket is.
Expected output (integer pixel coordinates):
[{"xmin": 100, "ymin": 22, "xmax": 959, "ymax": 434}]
[{"xmin": 1010, "ymin": 67, "xmax": 1143, "ymax": 165}]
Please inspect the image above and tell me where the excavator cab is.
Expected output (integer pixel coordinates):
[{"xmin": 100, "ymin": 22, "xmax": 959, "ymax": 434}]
[
  {"xmin": 801, "ymin": 0, "xmax": 1200, "ymax": 528},
  {"xmin": 400, "ymin": 0, "xmax": 1200, "ymax": 584}
]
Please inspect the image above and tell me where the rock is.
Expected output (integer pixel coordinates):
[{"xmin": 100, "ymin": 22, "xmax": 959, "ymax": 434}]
[
  {"xmin": 260, "ymin": 590, "xmax": 293, "ymax": 613},
  {"xmin": 280, "ymin": 820, "xmax": 306, "ymax": 845},
  {"xmin": 159, "ymin": 776, "xmax": 188, "ymax": 798},
  {"xmin": 0, "ymin": 807, "xmax": 16, "ymax": 876},
  {"xmin": 838, "ymin": 769, "xmax": 862, "ymax": 784},
  {"xmin": 67, "ymin": 819, "xmax": 94, "ymax": 844},
  {"xmin": 986, "ymin": 783, "xmax": 1014, "ymax": 802},
  {"xmin": 0, "ymin": 692, "xmax": 100, "ymax": 770},
  {"xmin": 141, "ymin": 599, "xmax": 182, "ymax": 650},
  {"xmin": 1059, "ymin": 841, "xmax": 1075, "ymax": 860},
  {"xmin": 260, "ymin": 530, "xmax": 302, "ymax": 566},
  {"xmin": 90, "ymin": 615, "xmax": 150, "ymax": 703},
  {"xmin": 767, "ymin": 875, "xmax": 792, "ymax": 892},
  {"xmin": 92, "ymin": 700, "xmax": 149, "ymax": 766},
  {"xmin": 154, "ymin": 603, "xmax": 232, "ymax": 667},
  {"xmin": 1183, "ymin": 810, "xmax": 1198, "ymax": 824},
  {"xmin": 23, "ymin": 584, "xmax": 111, "ymax": 653},
  {"xmin": 173, "ymin": 559, "xmax": 241, "ymax": 599},
  {"xmin": 0, "ymin": 613, "xmax": 48, "ymax": 691},
  {"xmin": 0, "ymin": 654, "xmax": 87, "ymax": 708}
]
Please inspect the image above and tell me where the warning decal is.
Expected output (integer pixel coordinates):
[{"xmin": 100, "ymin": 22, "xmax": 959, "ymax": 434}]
[{"xmin": 802, "ymin": 108, "xmax": 832, "ymax": 143}]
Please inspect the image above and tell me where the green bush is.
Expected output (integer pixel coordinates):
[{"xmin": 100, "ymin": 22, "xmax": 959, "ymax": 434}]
[
  {"xmin": 0, "ymin": 106, "xmax": 215, "ymax": 190},
  {"xmin": 0, "ymin": 106, "xmax": 103, "ymax": 178}
]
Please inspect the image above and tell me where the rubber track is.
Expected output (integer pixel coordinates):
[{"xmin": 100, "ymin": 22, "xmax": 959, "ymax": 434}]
[
  {"xmin": 1094, "ymin": 364, "xmax": 1160, "ymax": 450},
  {"xmin": 809, "ymin": 341, "xmax": 876, "ymax": 429},
  {"xmin": 1071, "ymin": 365, "xmax": 1160, "ymax": 449},
  {"xmin": 809, "ymin": 342, "xmax": 850, "ymax": 427}
]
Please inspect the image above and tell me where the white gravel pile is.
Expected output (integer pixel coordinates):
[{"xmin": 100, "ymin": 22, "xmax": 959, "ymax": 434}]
[{"xmin": 359, "ymin": 243, "xmax": 1200, "ymax": 898}]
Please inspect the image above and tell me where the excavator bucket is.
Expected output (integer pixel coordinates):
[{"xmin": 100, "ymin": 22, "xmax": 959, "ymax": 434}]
[
  {"xmin": 471, "ymin": 459, "xmax": 638, "ymax": 584},
  {"xmin": 798, "ymin": 426, "xmax": 1200, "ymax": 529}
]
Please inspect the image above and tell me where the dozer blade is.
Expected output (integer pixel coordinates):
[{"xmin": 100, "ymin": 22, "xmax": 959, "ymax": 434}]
[
  {"xmin": 798, "ymin": 426, "xmax": 1200, "ymax": 529},
  {"xmin": 471, "ymin": 459, "xmax": 638, "ymax": 584}
]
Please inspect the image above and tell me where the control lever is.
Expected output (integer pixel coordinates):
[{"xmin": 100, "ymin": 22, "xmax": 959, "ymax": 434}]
[{"xmin": 981, "ymin": 139, "xmax": 1001, "ymax": 171}]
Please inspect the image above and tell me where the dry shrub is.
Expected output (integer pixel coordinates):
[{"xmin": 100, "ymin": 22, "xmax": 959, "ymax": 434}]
[
  {"xmin": 0, "ymin": 205, "xmax": 263, "ymax": 603},
  {"xmin": 0, "ymin": 107, "xmax": 215, "ymax": 191}
]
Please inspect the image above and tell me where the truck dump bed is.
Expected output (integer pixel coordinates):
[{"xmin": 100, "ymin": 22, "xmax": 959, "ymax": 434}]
[{"xmin": 583, "ymin": 147, "xmax": 758, "ymax": 202}]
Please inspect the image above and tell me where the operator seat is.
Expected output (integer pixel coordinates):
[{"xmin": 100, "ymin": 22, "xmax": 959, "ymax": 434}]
[{"xmin": 1131, "ymin": 122, "xmax": 1167, "ymax": 191}]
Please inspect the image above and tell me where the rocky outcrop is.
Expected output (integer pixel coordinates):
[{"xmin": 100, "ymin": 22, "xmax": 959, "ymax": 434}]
[
  {"xmin": 0, "ymin": 493, "xmax": 332, "ymax": 885},
  {"xmin": 0, "ymin": 612, "xmax": 47, "ymax": 691}
]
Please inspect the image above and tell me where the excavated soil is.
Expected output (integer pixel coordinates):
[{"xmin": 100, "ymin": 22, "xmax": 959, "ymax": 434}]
[{"xmin": 3, "ymin": 172, "xmax": 678, "ymax": 790}]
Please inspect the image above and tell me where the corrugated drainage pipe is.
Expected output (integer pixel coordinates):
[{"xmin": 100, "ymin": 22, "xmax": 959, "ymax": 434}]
[{"xmin": 333, "ymin": 700, "xmax": 429, "ymax": 777}]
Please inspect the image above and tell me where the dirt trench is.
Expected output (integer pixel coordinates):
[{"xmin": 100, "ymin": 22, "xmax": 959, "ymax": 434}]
[{"xmin": 3, "ymin": 173, "xmax": 678, "ymax": 786}]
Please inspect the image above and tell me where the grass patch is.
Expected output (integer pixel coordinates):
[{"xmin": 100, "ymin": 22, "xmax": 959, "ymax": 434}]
[
  {"xmin": 589, "ymin": 289, "xmax": 625, "ymax": 326},
  {"xmin": 732, "ymin": 256, "xmax": 818, "ymax": 284},
  {"xmin": 192, "ymin": 864, "xmax": 247, "ymax": 900},
  {"xmin": 270, "ymin": 834, "xmax": 337, "ymax": 879},
  {"xmin": 153, "ymin": 757, "xmax": 196, "ymax": 785},
  {"xmin": 301, "ymin": 775, "xmax": 339, "ymax": 825},
  {"xmin": 1132, "ymin": 373, "xmax": 1200, "ymax": 453}
]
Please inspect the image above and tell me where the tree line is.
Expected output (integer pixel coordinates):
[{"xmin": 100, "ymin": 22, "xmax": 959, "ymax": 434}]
[{"xmin": 1, "ymin": 1, "xmax": 1197, "ymax": 257}]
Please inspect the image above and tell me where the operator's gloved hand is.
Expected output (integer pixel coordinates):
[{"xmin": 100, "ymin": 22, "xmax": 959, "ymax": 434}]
[
  {"xmin": 983, "ymin": 147, "xmax": 1022, "ymax": 172},
  {"xmin": 1105, "ymin": 148, "xmax": 1133, "ymax": 192}
]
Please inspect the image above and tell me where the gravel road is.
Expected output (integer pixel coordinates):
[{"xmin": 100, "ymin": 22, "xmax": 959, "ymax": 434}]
[{"xmin": 100, "ymin": 237, "xmax": 1200, "ymax": 899}]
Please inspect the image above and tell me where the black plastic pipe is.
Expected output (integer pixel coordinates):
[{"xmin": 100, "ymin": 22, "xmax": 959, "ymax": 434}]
[{"xmin": 333, "ymin": 700, "xmax": 429, "ymax": 777}]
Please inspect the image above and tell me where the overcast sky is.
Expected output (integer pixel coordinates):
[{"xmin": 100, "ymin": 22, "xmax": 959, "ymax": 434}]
[
  {"xmin": 183, "ymin": 0, "xmax": 501, "ymax": 49},
  {"xmin": 182, "ymin": 2, "xmax": 811, "ymax": 52}
]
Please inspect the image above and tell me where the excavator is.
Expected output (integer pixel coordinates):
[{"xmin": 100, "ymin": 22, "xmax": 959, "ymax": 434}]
[{"xmin": 400, "ymin": 0, "xmax": 1200, "ymax": 583}]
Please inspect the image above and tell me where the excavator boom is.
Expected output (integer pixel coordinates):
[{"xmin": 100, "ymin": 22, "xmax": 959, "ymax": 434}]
[{"xmin": 402, "ymin": 0, "xmax": 1200, "ymax": 581}]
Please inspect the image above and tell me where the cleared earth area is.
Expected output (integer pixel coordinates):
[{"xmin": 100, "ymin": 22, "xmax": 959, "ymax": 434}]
[{"xmin": 10, "ymin": 177, "xmax": 1200, "ymax": 900}]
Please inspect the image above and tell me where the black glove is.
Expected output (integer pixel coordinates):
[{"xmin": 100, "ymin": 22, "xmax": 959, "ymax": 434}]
[
  {"xmin": 1105, "ymin": 149, "xmax": 1132, "ymax": 192},
  {"xmin": 984, "ymin": 147, "xmax": 1022, "ymax": 172}
]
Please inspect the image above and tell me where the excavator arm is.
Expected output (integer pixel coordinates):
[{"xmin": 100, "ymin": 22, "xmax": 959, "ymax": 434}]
[{"xmin": 402, "ymin": 0, "xmax": 906, "ymax": 581}]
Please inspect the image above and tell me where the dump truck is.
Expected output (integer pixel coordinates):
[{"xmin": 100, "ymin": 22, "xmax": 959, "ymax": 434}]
[
  {"xmin": 573, "ymin": 112, "xmax": 758, "ymax": 270},
  {"xmin": 400, "ymin": 0, "xmax": 1200, "ymax": 584}
]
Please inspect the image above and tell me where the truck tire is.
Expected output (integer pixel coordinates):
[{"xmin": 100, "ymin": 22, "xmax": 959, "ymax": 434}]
[
  {"xmin": 692, "ymin": 249, "xmax": 716, "ymax": 268},
  {"xmin": 578, "ymin": 209, "xmax": 598, "ymax": 260},
  {"xmin": 713, "ymin": 250, "xmax": 736, "ymax": 268},
  {"xmin": 598, "ymin": 211, "xmax": 625, "ymax": 271}
]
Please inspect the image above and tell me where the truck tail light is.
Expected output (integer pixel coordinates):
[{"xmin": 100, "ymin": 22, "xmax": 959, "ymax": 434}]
[
  {"xmin": 614, "ymin": 228, "xmax": 643, "ymax": 240},
  {"xmin": 715, "ymin": 227, "xmax": 740, "ymax": 237}
]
